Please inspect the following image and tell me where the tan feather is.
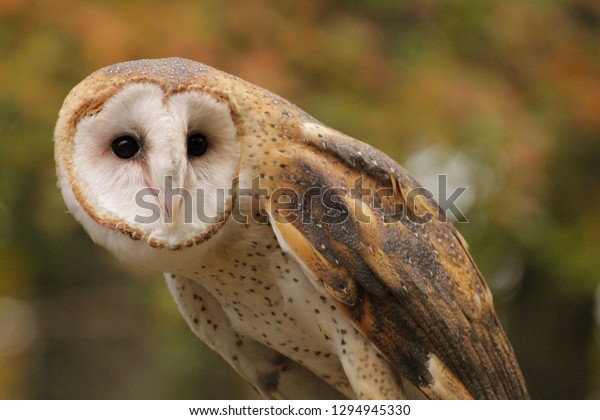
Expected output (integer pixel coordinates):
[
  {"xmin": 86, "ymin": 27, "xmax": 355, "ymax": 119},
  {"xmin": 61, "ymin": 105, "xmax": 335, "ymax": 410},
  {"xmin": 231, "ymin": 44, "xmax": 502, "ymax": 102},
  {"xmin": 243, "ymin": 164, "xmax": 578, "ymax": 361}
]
[{"xmin": 266, "ymin": 124, "xmax": 528, "ymax": 399}]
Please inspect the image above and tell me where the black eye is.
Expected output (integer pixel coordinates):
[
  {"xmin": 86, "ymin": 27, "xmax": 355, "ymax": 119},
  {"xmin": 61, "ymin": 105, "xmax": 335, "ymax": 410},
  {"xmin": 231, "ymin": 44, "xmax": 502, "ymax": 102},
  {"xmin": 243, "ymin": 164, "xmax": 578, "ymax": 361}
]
[
  {"xmin": 111, "ymin": 136, "xmax": 140, "ymax": 159},
  {"xmin": 187, "ymin": 133, "xmax": 208, "ymax": 157}
]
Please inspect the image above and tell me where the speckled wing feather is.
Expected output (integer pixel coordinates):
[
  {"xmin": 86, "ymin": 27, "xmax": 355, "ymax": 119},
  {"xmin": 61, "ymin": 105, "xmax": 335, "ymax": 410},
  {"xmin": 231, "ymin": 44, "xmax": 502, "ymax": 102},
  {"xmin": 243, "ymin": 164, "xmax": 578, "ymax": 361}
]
[{"xmin": 267, "ymin": 124, "xmax": 528, "ymax": 399}]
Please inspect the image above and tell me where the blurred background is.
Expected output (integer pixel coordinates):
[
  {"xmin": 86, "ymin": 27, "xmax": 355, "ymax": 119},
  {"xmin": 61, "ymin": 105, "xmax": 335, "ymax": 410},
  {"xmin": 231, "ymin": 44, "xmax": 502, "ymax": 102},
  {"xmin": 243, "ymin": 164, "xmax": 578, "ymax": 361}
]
[{"xmin": 0, "ymin": 0, "xmax": 599, "ymax": 399}]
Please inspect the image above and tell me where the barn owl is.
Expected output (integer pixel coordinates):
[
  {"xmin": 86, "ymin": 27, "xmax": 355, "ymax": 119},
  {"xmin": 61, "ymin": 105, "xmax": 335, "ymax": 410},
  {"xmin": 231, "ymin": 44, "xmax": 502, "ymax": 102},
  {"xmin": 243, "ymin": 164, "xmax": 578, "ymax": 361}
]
[{"xmin": 54, "ymin": 58, "xmax": 528, "ymax": 399}]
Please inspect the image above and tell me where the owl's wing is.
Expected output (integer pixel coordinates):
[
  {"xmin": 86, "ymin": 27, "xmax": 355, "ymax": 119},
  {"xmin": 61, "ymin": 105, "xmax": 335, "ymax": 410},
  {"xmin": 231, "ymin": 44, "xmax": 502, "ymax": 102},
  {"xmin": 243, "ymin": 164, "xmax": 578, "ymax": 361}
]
[
  {"xmin": 165, "ymin": 273, "xmax": 347, "ymax": 399},
  {"xmin": 264, "ymin": 124, "xmax": 528, "ymax": 399}
]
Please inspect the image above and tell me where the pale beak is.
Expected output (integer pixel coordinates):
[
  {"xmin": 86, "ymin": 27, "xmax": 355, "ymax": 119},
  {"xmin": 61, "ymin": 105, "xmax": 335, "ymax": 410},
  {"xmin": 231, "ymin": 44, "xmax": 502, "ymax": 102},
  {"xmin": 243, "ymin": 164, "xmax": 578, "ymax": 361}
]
[{"xmin": 144, "ymin": 156, "xmax": 188, "ymax": 226}]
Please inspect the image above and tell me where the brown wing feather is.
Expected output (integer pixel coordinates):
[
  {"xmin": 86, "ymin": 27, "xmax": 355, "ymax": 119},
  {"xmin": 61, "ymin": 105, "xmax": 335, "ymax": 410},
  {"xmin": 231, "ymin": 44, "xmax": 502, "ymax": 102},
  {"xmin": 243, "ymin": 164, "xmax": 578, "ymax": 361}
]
[{"xmin": 268, "ymin": 125, "xmax": 528, "ymax": 399}]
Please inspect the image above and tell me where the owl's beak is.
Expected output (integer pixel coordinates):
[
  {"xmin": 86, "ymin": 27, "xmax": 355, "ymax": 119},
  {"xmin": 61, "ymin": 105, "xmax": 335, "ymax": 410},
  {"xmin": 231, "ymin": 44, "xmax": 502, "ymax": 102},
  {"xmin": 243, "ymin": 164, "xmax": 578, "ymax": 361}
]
[
  {"xmin": 162, "ymin": 166, "xmax": 188, "ymax": 226},
  {"xmin": 166, "ymin": 193, "xmax": 184, "ymax": 225},
  {"xmin": 143, "ymin": 157, "xmax": 189, "ymax": 227}
]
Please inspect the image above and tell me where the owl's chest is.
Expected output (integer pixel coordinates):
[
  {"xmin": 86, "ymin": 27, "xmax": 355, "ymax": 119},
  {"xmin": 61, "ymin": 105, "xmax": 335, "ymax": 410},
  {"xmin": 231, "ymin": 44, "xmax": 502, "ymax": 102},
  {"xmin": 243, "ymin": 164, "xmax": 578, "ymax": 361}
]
[{"xmin": 180, "ymin": 220, "xmax": 340, "ymax": 356}]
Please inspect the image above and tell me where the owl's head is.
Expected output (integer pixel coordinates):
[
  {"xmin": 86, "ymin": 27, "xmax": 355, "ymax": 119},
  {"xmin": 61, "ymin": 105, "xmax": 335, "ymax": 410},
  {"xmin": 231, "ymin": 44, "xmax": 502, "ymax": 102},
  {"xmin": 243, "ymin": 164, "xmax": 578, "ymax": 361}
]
[{"xmin": 55, "ymin": 59, "xmax": 243, "ymax": 266}]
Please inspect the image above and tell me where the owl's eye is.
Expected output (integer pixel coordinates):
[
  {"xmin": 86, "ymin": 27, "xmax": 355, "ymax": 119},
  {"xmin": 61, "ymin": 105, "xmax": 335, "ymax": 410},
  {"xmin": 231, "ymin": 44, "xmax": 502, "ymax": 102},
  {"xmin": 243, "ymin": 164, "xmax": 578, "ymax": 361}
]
[
  {"xmin": 187, "ymin": 133, "xmax": 208, "ymax": 157},
  {"xmin": 111, "ymin": 136, "xmax": 140, "ymax": 159}
]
